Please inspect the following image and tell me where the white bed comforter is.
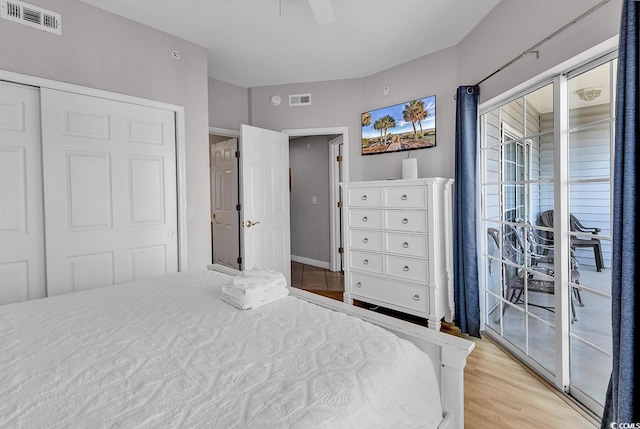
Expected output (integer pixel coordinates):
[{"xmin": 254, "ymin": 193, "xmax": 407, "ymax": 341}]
[{"xmin": 0, "ymin": 271, "xmax": 442, "ymax": 428}]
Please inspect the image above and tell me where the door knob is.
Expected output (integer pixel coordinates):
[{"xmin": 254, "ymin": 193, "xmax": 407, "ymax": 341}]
[{"xmin": 245, "ymin": 220, "xmax": 260, "ymax": 228}]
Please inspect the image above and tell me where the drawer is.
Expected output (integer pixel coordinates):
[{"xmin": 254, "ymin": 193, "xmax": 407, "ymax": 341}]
[
  {"xmin": 384, "ymin": 186, "xmax": 426, "ymax": 208},
  {"xmin": 349, "ymin": 230, "xmax": 383, "ymax": 251},
  {"xmin": 384, "ymin": 210, "xmax": 428, "ymax": 232},
  {"xmin": 350, "ymin": 273, "xmax": 428, "ymax": 314},
  {"xmin": 385, "ymin": 233, "xmax": 428, "ymax": 257},
  {"xmin": 349, "ymin": 250, "xmax": 383, "ymax": 274},
  {"xmin": 347, "ymin": 188, "xmax": 382, "ymax": 207},
  {"xmin": 385, "ymin": 255, "xmax": 428, "ymax": 282},
  {"xmin": 349, "ymin": 209, "xmax": 382, "ymax": 229}
]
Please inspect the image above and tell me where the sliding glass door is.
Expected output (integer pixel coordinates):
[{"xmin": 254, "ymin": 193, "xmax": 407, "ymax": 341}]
[{"xmin": 480, "ymin": 54, "xmax": 616, "ymax": 415}]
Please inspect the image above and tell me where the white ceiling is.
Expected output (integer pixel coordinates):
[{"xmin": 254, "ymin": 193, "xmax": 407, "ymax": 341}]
[{"xmin": 79, "ymin": 0, "xmax": 501, "ymax": 88}]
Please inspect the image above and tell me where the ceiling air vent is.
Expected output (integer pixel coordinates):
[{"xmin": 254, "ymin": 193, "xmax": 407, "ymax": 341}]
[
  {"xmin": 289, "ymin": 93, "xmax": 312, "ymax": 107},
  {"xmin": 1, "ymin": 0, "xmax": 62, "ymax": 35}
]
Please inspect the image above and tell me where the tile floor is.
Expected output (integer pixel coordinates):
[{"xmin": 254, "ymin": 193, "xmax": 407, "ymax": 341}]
[{"xmin": 290, "ymin": 261, "xmax": 344, "ymax": 292}]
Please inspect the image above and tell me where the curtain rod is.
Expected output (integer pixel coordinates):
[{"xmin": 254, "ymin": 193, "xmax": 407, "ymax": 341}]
[{"xmin": 473, "ymin": 0, "xmax": 614, "ymax": 88}]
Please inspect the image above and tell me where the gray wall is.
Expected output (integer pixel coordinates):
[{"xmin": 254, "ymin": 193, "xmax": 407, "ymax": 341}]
[
  {"xmin": 289, "ymin": 136, "xmax": 331, "ymax": 264},
  {"xmin": 249, "ymin": 50, "xmax": 457, "ymax": 182},
  {"xmin": 0, "ymin": 0, "xmax": 211, "ymax": 270},
  {"xmin": 208, "ymin": 77, "xmax": 249, "ymax": 130},
  {"xmin": 250, "ymin": 78, "xmax": 364, "ymax": 178}
]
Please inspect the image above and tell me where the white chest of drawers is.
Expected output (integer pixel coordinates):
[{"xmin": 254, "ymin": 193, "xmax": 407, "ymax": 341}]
[{"xmin": 341, "ymin": 178, "xmax": 454, "ymax": 330}]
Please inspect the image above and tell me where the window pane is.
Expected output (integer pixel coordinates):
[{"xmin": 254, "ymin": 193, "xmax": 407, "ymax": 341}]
[
  {"xmin": 570, "ymin": 289, "xmax": 611, "ymax": 352},
  {"xmin": 569, "ymin": 181, "xmax": 611, "ymax": 270},
  {"xmin": 569, "ymin": 62, "xmax": 612, "ymax": 128},
  {"xmin": 483, "ymin": 146, "xmax": 501, "ymax": 183},
  {"xmin": 570, "ymin": 339, "xmax": 610, "ymax": 406},
  {"xmin": 503, "ymin": 302, "xmax": 526, "ymax": 352},
  {"xmin": 529, "ymin": 133, "xmax": 554, "ymax": 180},
  {"xmin": 501, "ymin": 98, "xmax": 524, "ymax": 137},
  {"xmin": 502, "ymin": 184, "xmax": 525, "ymax": 222},
  {"xmin": 528, "ymin": 316, "xmax": 555, "ymax": 374},
  {"xmin": 525, "ymin": 83, "xmax": 554, "ymax": 134},
  {"xmin": 482, "ymin": 110, "xmax": 501, "ymax": 149},
  {"xmin": 485, "ymin": 291, "xmax": 503, "ymax": 332},
  {"xmin": 483, "ymin": 185, "xmax": 501, "ymax": 221},
  {"xmin": 531, "ymin": 183, "xmax": 554, "ymax": 226},
  {"xmin": 571, "ymin": 238, "xmax": 612, "ymax": 295},
  {"xmin": 569, "ymin": 124, "xmax": 611, "ymax": 180}
]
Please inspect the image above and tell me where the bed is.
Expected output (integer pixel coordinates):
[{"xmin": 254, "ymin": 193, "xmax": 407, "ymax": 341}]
[{"xmin": 0, "ymin": 268, "xmax": 474, "ymax": 428}]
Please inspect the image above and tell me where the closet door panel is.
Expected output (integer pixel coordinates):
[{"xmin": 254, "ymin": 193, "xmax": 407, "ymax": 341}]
[
  {"xmin": 41, "ymin": 89, "xmax": 178, "ymax": 296},
  {"xmin": 0, "ymin": 82, "xmax": 45, "ymax": 304}
]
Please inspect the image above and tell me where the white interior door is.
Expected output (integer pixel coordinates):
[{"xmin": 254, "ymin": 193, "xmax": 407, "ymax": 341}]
[
  {"xmin": 41, "ymin": 88, "xmax": 179, "ymax": 296},
  {"xmin": 0, "ymin": 82, "xmax": 45, "ymax": 304},
  {"xmin": 240, "ymin": 125, "xmax": 291, "ymax": 285},
  {"xmin": 211, "ymin": 137, "xmax": 239, "ymax": 269}
]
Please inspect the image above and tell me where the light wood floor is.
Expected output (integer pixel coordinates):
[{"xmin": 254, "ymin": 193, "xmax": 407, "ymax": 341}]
[
  {"xmin": 442, "ymin": 323, "xmax": 597, "ymax": 429},
  {"xmin": 291, "ymin": 263, "xmax": 598, "ymax": 428}
]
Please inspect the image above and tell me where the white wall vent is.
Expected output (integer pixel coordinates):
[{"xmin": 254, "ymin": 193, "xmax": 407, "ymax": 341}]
[
  {"xmin": 289, "ymin": 93, "xmax": 312, "ymax": 106},
  {"xmin": 1, "ymin": 0, "xmax": 62, "ymax": 35}
]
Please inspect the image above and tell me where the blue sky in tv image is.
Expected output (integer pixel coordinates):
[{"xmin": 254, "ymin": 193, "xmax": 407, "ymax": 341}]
[{"xmin": 362, "ymin": 95, "xmax": 436, "ymax": 139}]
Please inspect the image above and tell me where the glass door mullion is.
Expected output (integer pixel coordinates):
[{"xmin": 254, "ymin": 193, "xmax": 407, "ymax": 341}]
[{"xmin": 553, "ymin": 73, "xmax": 571, "ymax": 392}]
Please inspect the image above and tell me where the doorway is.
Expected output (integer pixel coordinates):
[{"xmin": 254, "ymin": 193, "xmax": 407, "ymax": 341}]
[
  {"xmin": 209, "ymin": 126, "xmax": 348, "ymax": 291},
  {"xmin": 209, "ymin": 128, "xmax": 240, "ymax": 270}
]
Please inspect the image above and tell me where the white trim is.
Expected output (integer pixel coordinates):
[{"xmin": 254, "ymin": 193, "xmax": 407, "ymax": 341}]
[
  {"xmin": 0, "ymin": 70, "xmax": 184, "ymax": 112},
  {"xmin": 208, "ymin": 126, "xmax": 240, "ymax": 138},
  {"xmin": 281, "ymin": 126, "xmax": 349, "ymax": 183},
  {"xmin": 175, "ymin": 110, "xmax": 188, "ymax": 270},
  {"xmin": 0, "ymin": 69, "xmax": 189, "ymax": 271},
  {"xmin": 291, "ymin": 255, "xmax": 330, "ymax": 270},
  {"xmin": 282, "ymin": 126, "xmax": 349, "ymax": 273},
  {"xmin": 328, "ymin": 135, "xmax": 343, "ymax": 272}
]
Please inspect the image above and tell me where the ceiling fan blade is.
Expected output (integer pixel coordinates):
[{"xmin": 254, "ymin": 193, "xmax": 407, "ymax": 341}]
[{"xmin": 307, "ymin": 0, "xmax": 335, "ymax": 25}]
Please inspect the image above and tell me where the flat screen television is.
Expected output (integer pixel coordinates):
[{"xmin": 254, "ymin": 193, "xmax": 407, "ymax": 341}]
[{"xmin": 361, "ymin": 95, "xmax": 436, "ymax": 155}]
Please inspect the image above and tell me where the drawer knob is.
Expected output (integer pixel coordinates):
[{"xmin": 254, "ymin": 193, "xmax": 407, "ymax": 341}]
[
  {"xmin": 362, "ymin": 237, "xmax": 369, "ymax": 244},
  {"xmin": 361, "ymin": 195, "xmax": 367, "ymax": 201},
  {"xmin": 413, "ymin": 294, "xmax": 420, "ymax": 301},
  {"xmin": 403, "ymin": 265, "xmax": 410, "ymax": 272},
  {"xmin": 402, "ymin": 242, "xmax": 409, "ymax": 248},
  {"xmin": 402, "ymin": 218, "xmax": 409, "ymax": 224},
  {"xmin": 362, "ymin": 216, "xmax": 368, "ymax": 222},
  {"xmin": 356, "ymin": 282, "xmax": 362, "ymax": 288},
  {"xmin": 363, "ymin": 259, "xmax": 369, "ymax": 265},
  {"xmin": 401, "ymin": 194, "xmax": 408, "ymax": 200}
]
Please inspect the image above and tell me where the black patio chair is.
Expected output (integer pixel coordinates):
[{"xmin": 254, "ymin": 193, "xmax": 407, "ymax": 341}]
[{"xmin": 539, "ymin": 210, "xmax": 604, "ymax": 272}]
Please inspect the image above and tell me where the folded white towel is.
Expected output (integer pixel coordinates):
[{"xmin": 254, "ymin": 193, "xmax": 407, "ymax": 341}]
[
  {"xmin": 221, "ymin": 286, "xmax": 289, "ymax": 310},
  {"xmin": 232, "ymin": 275, "xmax": 286, "ymax": 288},
  {"xmin": 221, "ymin": 282, "xmax": 284, "ymax": 300},
  {"xmin": 230, "ymin": 269, "xmax": 287, "ymax": 298}
]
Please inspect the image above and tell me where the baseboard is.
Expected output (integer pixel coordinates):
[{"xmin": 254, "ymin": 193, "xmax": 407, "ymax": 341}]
[{"xmin": 291, "ymin": 255, "xmax": 330, "ymax": 270}]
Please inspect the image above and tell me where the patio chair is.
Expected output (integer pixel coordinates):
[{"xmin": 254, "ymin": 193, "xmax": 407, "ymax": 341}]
[
  {"xmin": 539, "ymin": 210, "xmax": 605, "ymax": 272},
  {"xmin": 488, "ymin": 225, "xmax": 581, "ymax": 322}
]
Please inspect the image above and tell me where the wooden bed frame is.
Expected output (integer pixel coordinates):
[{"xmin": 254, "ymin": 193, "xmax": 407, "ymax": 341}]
[{"xmin": 209, "ymin": 264, "xmax": 475, "ymax": 429}]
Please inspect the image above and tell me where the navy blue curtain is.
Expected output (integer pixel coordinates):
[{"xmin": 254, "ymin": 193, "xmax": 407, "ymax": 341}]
[
  {"xmin": 602, "ymin": 0, "xmax": 639, "ymax": 426},
  {"xmin": 453, "ymin": 85, "xmax": 481, "ymax": 338}
]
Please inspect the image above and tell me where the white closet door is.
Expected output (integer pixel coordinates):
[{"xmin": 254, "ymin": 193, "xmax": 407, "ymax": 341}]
[
  {"xmin": 0, "ymin": 82, "xmax": 45, "ymax": 304},
  {"xmin": 41, "ymin": 89, "xmax": 178, "ymax": 296}
]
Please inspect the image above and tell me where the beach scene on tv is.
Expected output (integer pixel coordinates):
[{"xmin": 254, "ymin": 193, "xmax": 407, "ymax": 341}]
[{"xmin": 361, "ymin": 95, "xmax": 436, "ymax": 155}]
